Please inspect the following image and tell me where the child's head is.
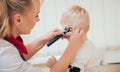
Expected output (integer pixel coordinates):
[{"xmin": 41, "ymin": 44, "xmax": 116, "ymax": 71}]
[
  {"xmin": 0, "ymin": 0, "xmax": 42, "ymax": 38},
  {"xmin": 60, "ymin": 5, "xmax": 90, "ymax": 33}
]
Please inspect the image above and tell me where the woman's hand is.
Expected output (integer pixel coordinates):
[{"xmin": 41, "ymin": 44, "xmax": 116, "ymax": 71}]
[{"xmin": 43, "ymin": 28, "xmax": 63, "ymax": 42}]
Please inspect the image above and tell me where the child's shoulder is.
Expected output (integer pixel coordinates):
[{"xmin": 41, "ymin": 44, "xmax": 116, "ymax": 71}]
[
  {"xmin": 83, "ymin": 39, "xmax": 96, "ymax": 49},
  {"xmin": 82, "ymin": 39, "xmax": 100, "ymax": 54}
]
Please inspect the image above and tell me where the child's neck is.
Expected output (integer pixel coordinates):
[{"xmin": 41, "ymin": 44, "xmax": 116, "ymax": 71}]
[{"xmin": 85, "ymin": 34, "xmax": 88, "ymax": 41}]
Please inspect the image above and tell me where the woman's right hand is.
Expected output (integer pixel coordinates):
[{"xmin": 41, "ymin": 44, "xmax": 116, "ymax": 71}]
[{"xmin": 42, "ymin": 28, "xmax": 63, "ymax": 42}]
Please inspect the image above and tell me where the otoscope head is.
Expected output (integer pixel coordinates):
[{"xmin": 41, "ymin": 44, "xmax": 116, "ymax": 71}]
[{"xmin": 63, "ymin": 27, "xmax": 70, "ymax": 34}]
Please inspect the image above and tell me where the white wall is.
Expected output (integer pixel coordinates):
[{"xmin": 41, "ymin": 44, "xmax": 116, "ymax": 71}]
[{"xmin": 22, "ymin": 0, "xmax": 120, "ymax": 58}]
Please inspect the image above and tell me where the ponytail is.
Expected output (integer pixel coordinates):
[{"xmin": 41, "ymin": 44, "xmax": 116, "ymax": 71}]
[
  {"xmin": 0, "ymin": 0, "xmax": 32, "ymax": 38},
  {"xmin": 0, "ymin": 0, "xmax": 43, "ymax": 38},
  {"xmin": 0, "ymin": 0, "xmax": 10, "ymax": 38}
]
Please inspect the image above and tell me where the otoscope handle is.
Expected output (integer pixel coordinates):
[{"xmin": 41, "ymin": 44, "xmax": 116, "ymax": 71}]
[
  {"xmin": 47, "ymin": 34, "xmax": 63, "ymax": 47},
  {"xmin": 47, "ymin": 27, "xmax": 70, "ymax": 47}
]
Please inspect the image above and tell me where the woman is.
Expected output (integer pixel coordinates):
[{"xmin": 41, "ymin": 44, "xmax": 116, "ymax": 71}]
[{"xmin": 0, "ymin": 0, "xmax": 85, "ymax": 72}]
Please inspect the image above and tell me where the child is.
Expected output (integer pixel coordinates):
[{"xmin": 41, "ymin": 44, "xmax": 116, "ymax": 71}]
[
  {"xmin": 47, "ymin": 5, "xmax": 101, "ymax": 72},
  {"xmin": 0, "ymin": 0, "xmax": 85, "ymax": 72}
]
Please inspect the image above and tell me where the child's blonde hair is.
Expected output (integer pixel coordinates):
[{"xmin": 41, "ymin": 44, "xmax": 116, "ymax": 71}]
[{"xmin": 60, "ymin": 5, "xmax": 90, "ymax": 32}]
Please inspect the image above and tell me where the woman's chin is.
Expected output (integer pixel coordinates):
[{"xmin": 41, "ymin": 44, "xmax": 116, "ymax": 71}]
[
  {"xmin": 27, "ymin": 31, "xmax": 31, "ymax": 34},
  {"xmin": 23, "ymin": 31, "xmax": 31, "ymax": 35}
]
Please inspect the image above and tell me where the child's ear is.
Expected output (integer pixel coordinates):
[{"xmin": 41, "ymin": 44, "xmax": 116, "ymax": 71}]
[
  {"xmin": 13, "ymin": 13, "xmax": 21, "ymax": 27},
  {"xmin": 69, "ymin": 25, "xmax": 75, "ymax": 32}
]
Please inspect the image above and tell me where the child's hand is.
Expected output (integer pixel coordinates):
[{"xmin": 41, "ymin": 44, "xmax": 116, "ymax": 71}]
[
  {"xmin": 47, "ymin": 56, "xmax": 57, "ymax": 68},
  {"xmin": 69, "ymin": 27, "xmax": 86, "ymax": 48}
]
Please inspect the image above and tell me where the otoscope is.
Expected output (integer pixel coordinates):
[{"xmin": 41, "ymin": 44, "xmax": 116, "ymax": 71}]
[{"xmin": 47, "ymin": 27, "xmax": 70, "ymax": 47}]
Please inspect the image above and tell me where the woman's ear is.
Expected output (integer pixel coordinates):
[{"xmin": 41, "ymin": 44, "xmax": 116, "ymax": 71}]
[{"xmin": 13, "ymin": 13, "xmax": 21, "ymax": 27}]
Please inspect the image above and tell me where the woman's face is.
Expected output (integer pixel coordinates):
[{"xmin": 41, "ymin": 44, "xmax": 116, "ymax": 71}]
[{"xmin": 19, "ymin": 0, "xmax": 40, "ymax": 34}]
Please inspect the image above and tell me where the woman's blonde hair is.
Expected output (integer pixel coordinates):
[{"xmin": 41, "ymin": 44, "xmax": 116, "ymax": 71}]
[
  {"xmin": 0, "ymin": 0, "xmax": 9, "ymax": 38},
  {"xmin": 0, "ymin": 0, "xmax": 33, "ymax": 38},
  {"xmin": 0, "ymin": 0, "xmax": 44, "ymax": 38},
  {"xmin": 61, "ymin": 5, "xmax": 90, "ymax": 32}
]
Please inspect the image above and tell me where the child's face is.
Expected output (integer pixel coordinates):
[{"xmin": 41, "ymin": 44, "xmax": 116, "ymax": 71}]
[{"xmin": 18, "ymin": 0, "xmax": 40, "ymax": 34}]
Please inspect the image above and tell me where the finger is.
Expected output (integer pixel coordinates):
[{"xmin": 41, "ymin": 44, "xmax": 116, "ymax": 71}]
[
  {"xmin": 51, "ymin": 56, "xmax": 56, "ymax": 59},
  {"xmin": 53, "ymin": 28, "xmax": 60, "ymax": 32},
  {"xmin": 51, "ymin": 56, "xmax": 57, "ymax": 62},
  {"xmin": 47, "ymin": 60, "xmax": 53, "ymax": 66},
  {"xmin": 49, "ymin": 56, "xmax": 55, "ymax": 63},
  {"xmin": 47, "ymin": 59, "xmax": 51, "ymax": 64},
  {"xmin": 49, "ymin": 58, "xmax": 53, "ymax": 62},
  {"xmin": 80, "ymin": 29, "xmax": 85, "ymax": 35},
  {"xmin": 63, "ymin": 35, "xmax": 67, "ymax": 38},
  {"xmin": 62, "ymin": 36, "xmax": 64, "ymax": 40},
  {"xmin": 47, "ymin": 61, "xmax": 51, "ymax": 67},
  {"xmin": 52, "ymin": 28, "xmax": 63, "ymax": 35},
  {"xmin": 49, "ymin": 57, "xmax": 52, "ymax": 60},
  {"xmin": 54, "ymin": 30, "xmax": 63, "ymax": 34},
  {"xmin": 53, "ymin": 28, "xmax": 64, "ymax": 34},
  {"xmin": 75, "ymin": 28, "xmax": 80, "ymax": 33},
  {"xmin": 69, "ymin": 25, "xmax": 75, "ymax": 32}
]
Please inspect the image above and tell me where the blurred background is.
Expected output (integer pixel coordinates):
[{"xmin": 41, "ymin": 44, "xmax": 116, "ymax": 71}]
[{"xmin": 22, "ymin": 0, "xmax": 120, "ymax": 66}]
